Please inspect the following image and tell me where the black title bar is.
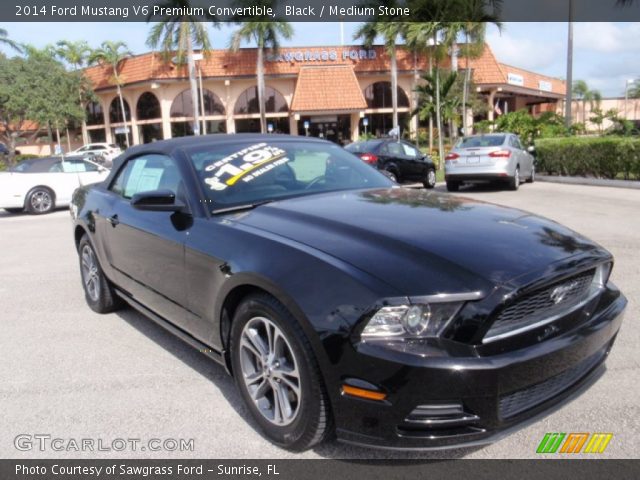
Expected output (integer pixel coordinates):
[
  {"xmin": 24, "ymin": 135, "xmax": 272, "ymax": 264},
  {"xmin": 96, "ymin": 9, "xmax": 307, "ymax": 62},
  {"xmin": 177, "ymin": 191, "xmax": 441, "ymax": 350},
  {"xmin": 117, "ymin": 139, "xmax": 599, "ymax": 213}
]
[{"xmin": 3, "ymin": 0, "xmax": 640, "ymax": 22}]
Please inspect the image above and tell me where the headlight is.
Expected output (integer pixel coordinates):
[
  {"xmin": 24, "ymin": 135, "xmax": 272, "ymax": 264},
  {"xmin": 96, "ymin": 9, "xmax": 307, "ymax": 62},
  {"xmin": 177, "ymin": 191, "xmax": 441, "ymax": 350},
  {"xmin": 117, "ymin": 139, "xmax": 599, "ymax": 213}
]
[{"xmin": 361, "ymin": 302, "xmax": 463, "ymax": 340}]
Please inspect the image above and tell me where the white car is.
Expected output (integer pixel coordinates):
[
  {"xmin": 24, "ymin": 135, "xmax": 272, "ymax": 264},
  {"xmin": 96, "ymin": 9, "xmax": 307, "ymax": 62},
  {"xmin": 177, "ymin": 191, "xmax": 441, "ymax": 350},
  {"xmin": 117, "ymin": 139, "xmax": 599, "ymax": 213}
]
[
  {"xmin": 0, "ymin": 156, "xmax": 110, "ymax": 214},
  {"xmin": 70, "ymin": 143, "xmax": 122, "ymax": 165}
]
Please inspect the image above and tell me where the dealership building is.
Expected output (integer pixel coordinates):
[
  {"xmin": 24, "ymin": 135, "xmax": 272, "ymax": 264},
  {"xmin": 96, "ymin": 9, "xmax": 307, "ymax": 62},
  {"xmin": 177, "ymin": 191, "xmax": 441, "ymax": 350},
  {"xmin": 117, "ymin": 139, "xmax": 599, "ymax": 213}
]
[{"xmin": 81, "ymin": 43, "xmax": 566, "ymax": 148}]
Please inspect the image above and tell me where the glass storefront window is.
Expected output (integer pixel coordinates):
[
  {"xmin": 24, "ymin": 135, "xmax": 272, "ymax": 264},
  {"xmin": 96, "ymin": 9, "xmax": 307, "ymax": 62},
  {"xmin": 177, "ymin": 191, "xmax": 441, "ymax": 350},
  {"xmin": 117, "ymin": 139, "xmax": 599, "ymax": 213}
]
[
  {"xmin": 234, "ymin": 86, "xmax": 288, "ymax": 114},
  {"xmin": 138, "ymin": 123, "xmax": 163, "ymax": 144},
  {"xmin": 364, "ymin": 82, "xmax": 409, "ymax": 109},
  {"xmin": 137, "ymin": 92, "xmax": 161, "ymax": 120},
  {"xmin": 235, "ymin": 117, "xmax": 289, "ymax": 134},
  {"xmin": 109, "ymin": 97, "xmax": 131, "ymax": 124}
]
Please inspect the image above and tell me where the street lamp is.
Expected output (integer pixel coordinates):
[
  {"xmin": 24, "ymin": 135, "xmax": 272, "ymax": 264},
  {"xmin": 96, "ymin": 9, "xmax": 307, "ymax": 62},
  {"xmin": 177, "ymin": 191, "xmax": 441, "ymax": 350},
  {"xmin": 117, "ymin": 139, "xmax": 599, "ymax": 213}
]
[{"xmin": 193, "ymin": 53, "xmax": 206, "ymax": 135}]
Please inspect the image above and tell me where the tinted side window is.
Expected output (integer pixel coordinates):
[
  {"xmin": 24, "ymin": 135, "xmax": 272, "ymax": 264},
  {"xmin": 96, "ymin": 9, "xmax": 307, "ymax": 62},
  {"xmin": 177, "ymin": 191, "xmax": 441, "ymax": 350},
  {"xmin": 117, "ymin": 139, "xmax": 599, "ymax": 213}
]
[
  {"xmin": 401, "ymin": 142, "xmax": 419, "ymax": 157},
  {"xmin": 111, "ymin": 154, "xmax": 182, "ymax": 199},
  {"xmin": 386, "ymin": 142, "xmax": 404, "ymax": 156}
]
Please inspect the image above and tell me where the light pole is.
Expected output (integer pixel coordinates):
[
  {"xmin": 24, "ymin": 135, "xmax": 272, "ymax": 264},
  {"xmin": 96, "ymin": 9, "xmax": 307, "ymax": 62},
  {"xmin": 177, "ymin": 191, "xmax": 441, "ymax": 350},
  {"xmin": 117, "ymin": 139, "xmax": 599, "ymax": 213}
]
[{"xmin": 625, "ymin": 79, "xmax": 635, "ymax": 120}]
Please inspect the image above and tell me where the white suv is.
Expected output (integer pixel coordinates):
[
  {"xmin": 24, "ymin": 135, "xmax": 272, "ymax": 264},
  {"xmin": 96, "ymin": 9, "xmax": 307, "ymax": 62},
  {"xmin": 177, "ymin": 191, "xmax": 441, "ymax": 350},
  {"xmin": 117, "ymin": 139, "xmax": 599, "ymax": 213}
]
[{"xmin": 70, "ymin": 143, "xmax": 122, "ymax": 165}]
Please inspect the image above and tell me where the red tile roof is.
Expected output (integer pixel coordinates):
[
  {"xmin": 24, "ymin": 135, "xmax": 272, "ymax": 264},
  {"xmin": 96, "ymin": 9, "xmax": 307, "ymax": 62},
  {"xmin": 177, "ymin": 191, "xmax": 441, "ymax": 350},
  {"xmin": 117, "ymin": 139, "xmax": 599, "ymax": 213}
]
[
  {"xmin": 291, "ymin": 66, "xmax": 366, "ymax": 112},
  {"xmin": 83, "ymin": 44, "xmax": 565, "ymax": 96}
]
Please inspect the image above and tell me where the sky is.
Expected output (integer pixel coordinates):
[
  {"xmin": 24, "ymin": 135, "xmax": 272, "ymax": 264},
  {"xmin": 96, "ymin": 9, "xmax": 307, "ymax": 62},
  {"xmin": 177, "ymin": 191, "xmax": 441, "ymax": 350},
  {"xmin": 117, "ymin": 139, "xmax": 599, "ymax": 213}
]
[{"xmin": 1, "ymin": 21, "xmax": 638, "ymax": 97}]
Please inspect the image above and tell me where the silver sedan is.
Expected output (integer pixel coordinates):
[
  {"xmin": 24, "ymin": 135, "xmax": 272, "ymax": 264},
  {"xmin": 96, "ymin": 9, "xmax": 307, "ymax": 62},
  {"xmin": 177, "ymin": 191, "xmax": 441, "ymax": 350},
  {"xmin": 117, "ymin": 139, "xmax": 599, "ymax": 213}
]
[{"xmin": 444, "ymin": 133, "xmax": 535, "ymax": 192}]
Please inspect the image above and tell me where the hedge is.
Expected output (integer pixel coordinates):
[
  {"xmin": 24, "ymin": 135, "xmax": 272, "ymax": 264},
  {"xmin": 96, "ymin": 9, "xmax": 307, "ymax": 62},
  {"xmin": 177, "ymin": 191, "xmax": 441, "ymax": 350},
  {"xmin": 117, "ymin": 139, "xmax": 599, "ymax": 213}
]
[{"xmin": 534, "ymin": 137, "xmax": 640, "ymax": 180}]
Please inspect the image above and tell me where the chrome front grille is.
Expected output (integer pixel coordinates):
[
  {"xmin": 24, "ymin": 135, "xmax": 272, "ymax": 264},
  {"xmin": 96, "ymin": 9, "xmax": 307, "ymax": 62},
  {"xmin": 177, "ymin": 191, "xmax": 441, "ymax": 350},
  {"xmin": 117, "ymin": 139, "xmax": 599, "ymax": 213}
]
[{"xmin": 484, "ymin": 269, "xmax": 596, "ymax": 342}]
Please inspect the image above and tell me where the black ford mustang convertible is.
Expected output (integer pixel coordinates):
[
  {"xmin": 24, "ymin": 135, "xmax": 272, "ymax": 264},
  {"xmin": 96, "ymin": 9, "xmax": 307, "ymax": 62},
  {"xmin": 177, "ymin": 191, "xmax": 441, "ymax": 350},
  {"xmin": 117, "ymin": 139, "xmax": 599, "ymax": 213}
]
[{"xmin": 71, "ymin": 134, "xmax": 626, "ymax": 451}]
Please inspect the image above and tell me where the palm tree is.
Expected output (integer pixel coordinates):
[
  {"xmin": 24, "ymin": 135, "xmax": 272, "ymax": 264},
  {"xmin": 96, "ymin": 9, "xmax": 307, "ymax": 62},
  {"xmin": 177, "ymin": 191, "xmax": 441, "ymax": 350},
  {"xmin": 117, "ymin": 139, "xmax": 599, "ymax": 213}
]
[
  {"xmin": 404, "ymin": 22, "xmax": 439, "ymax": 151},
  {"xmin": 572, "ymin": 79, "xmax": 589, "ymax": 124},
  {"xmin": 146, "ymin": 0, "xmax": 216, "ymax": 136},
  {"xmin": 354, "ymin": 13, "xmax": 406, "ymax": 132},
  {"xmin": 56, "ymin": 40, "xmax": 92, "ymax": 145},
  {"xmin": 230, "ymin": 0, "xmax": 293, "ymax": 133},
  {"xmin": 414, "ymin": 69, "xmax": 460, "ymax": 147},
  {"xmin": 88, "ymin": 41, "xmax": 132, "ymax": 148},
  {"xmin": 0, "ymin": 28, "xmax": 22, "ymax": 53}
]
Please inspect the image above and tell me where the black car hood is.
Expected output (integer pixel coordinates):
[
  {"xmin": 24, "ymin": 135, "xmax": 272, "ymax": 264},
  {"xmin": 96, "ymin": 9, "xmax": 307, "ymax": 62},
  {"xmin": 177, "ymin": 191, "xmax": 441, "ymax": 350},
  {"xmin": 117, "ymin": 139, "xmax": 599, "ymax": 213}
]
[{"xmin": 234, "ymin": 188, "xmax": 606, "ymax": 296}]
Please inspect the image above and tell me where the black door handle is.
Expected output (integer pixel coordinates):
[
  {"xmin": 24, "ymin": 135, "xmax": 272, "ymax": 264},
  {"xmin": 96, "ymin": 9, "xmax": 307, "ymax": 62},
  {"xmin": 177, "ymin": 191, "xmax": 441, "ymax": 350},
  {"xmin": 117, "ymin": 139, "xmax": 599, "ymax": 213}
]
[{"xmin": 107, "ymin": 214, "xmax": 119, "ymax": 227}]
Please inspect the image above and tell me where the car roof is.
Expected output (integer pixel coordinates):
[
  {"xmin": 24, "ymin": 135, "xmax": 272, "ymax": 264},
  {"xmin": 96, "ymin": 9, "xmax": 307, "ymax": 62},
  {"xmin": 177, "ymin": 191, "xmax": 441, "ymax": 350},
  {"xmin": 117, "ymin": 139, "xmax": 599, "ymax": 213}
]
[{"xmin": 122, "ymin": 133, "xmax": 334, "ymax": 158}]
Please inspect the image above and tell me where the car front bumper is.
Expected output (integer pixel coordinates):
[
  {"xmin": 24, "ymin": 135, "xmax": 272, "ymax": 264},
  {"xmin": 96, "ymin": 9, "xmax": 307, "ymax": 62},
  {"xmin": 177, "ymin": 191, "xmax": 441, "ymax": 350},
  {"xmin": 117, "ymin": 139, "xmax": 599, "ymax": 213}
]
[{"xmin": 331, "ymin": 289, "xmax": 626, "ymax": 450}]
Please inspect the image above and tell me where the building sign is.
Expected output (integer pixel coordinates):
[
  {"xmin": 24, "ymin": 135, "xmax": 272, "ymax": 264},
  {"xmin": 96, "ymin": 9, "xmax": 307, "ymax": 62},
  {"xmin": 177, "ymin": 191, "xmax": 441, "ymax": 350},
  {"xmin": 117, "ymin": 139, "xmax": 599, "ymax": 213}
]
[
  {"xmin": 507, "ymin": 73, "xmax": 525, "ymax": 87},
  {"xmin": 539, "ymin": 80, "xmax": 553, "ymax": 92},
  {"xmin": 267, "ymin": 49, "xmax": 377, "ymax": 63}
]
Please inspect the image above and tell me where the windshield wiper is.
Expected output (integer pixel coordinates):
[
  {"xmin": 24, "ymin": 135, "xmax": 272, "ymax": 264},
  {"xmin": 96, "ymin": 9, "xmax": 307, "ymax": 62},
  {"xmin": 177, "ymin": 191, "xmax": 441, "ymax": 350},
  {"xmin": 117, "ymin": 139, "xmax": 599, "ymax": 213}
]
[{"xmin": 212, "ymin": 199, "xmax": 276, "ymax": 214}]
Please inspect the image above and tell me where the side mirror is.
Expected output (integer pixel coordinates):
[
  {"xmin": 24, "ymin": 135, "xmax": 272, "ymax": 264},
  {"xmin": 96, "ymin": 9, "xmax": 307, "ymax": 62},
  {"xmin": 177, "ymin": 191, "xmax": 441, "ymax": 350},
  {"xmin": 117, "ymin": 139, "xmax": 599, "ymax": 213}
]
[
  {"xmin": 131, "ymin": 189, "xmax": 185, "ymax": 212},
  {"xmin": 527, "ymin": 145, "xmax": 536, "ymax": 153}
]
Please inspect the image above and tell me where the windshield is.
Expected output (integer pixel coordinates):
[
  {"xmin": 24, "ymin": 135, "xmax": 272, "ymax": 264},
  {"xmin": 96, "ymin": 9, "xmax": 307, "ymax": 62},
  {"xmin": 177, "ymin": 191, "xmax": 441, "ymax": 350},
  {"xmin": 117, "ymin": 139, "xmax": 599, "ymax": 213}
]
[
  {"xmin": 457, "ymin": 135, "xmax": 506, "ymax": 148},
  {"xmin": 187, "ymin": 140, "xmax": 393, "ymax": 211}
]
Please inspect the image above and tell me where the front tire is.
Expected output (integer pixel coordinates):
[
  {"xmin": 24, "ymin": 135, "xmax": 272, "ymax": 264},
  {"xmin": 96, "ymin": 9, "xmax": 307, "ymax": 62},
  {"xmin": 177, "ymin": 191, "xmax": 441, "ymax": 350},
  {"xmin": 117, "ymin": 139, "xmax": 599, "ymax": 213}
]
[
  {"xmin": 423, "ymin": 168, "xmax": 437, "ymax": 189},
  {"xmin": 230, "ymin": 294, "xmax": 332, "ymax": 451},
  {"xmin": 26, "ymin": 187, "xmax": 55, "ymax": 214},
  {"xmin": 78, "ymin": 235, "xmax": 123, "ymax": 314},
  {"xmin": 527, "ymin": 165, "xmax": 535, "ymax": 183}
]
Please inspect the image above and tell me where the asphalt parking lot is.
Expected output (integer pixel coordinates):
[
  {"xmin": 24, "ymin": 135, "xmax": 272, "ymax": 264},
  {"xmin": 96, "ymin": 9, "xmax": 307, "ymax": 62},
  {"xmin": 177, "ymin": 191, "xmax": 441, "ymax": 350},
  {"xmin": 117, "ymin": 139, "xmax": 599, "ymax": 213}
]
[{"xmin": 1, "ymin": 181, "xmax": 638, "ymax": 459}]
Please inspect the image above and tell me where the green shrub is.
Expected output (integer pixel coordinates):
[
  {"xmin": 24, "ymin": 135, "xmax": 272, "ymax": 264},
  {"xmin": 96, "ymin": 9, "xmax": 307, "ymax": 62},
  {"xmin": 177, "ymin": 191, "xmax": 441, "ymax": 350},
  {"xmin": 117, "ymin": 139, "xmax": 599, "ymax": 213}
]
[{"xmin": 535, "ymin": 136, "xmax": 640, "ymax": 179}]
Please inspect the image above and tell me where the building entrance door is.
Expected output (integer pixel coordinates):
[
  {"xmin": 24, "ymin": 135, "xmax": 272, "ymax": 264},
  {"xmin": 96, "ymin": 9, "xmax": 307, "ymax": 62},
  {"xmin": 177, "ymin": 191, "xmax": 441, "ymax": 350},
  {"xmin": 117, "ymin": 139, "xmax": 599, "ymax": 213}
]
[{"xmin": 297, "ymin": 115, "xmax": 351, "ymax": 145}]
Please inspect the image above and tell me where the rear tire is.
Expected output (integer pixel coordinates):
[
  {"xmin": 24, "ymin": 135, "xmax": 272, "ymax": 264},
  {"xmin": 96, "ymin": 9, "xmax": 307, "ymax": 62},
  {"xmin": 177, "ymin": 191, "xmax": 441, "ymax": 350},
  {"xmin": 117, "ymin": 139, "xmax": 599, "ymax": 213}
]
[
  {"xmin": 78, "ymin": 235, "xmax": 124, "ymax": 314},
  {"xmin": 26, "ymin": 187, "xmax": 55, "ymax": 214},
  {"xmin": 508, "ymin": 167, "xmax": 520, "ymax": 191},
  {"xmin": 384, "ymin": 169, "xmax": 398, "ymax": 183},
  {"xmin": 230, "ymin": 293, "xmax": 332, "ymax": 451},
  {"xmin": 423, "ymin": 168, "xmax": 437, "ymax": 189},
  {"xmin": 446, "ymin": 180, "xmax": 460, "ymax": 192}
]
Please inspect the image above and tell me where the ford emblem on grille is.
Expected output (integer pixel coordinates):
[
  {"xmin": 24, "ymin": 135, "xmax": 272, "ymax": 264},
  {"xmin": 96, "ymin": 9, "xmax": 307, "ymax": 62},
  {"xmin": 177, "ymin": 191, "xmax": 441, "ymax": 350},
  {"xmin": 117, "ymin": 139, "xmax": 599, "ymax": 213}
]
[{"xmin": 550, "ymin": 282, "xmax": 578, "ymax": 304}]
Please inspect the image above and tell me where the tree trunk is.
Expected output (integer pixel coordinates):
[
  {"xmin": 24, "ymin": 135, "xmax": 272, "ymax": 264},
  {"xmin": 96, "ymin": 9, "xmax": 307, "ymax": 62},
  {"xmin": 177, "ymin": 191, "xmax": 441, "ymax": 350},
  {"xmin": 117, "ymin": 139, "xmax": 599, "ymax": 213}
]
[
  {"xmin": 257, "ymin": 43, "xmax": 266, "ymax": 134},
  {"xmin": 391, "ymin": 48, "xmax": 398, "ymax": 130},
  {"xmin": 428, "ymin": 50, "xmax": 434, "ymax": 153},
  {"xmin": 114, "ymin": 67, "xmax": 130, "ymax": 148},
  {"xmin": 79, "ymin": 88, "xmax": 88, "ymax": 145},
  {"xmin": 65, "ymin": 127, "xmax": 71, "ymax": 152},
  {"xmin": 434, "ymin": 35, "xmax": 444, "ymax": 171},
  {"xmin": 55, "ymin": 124, "xmax": 62, "ymax": 154},
  {"xmin": 413, "ymin": 49, "xmax": 419, "ymax": 147},
  {"xmin": 462, "ymin": 34, "xmax": 470, "ymax": 136},
  {"xmin": 187, "ymin": 35, "xmax": 201, "ymax": 136},
  {"xmin": 8, "ymin": 135, "xmax": 17, "ymax": 166}
]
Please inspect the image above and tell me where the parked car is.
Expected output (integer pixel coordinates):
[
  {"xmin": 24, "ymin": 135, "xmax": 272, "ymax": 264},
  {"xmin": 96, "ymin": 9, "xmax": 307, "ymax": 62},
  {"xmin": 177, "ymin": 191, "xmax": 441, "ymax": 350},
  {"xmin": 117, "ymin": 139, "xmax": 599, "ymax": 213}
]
[
  {"xmin": 444, "ymin": 133, "xmax": 535, "ymax": 192},
  {"xmin": 71, "ymin": 134, "xmax": 625, "ymax": 451},
  {"xmin": 345, "ymin": 138, "xmax": 437, "ymax": 188},
  {"xmin": 70, "ymin": 143, "xmax": 122, "ymax": 165},
  {"xmin": 0, "ymin": 156, "xmax": 109, "ymax": 214},
  {"xmin": 0, "ymin": 142, "xmax": 20, "ymax": 156}
]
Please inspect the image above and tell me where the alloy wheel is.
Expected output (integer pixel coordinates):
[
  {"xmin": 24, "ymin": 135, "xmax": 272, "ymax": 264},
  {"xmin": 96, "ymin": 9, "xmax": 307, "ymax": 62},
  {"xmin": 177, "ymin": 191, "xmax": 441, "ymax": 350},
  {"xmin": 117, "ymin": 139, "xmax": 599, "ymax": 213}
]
[
  {"xmin": 239, "ymin": 316, "xmax": 302, "ymax": 426},
  {"xmin": 30, "ymin": 190, "xmax": 52, "ymax": 213},
  {"xmin": 81, "ymin": 245, "xmax": 100, "ymax": 302}
]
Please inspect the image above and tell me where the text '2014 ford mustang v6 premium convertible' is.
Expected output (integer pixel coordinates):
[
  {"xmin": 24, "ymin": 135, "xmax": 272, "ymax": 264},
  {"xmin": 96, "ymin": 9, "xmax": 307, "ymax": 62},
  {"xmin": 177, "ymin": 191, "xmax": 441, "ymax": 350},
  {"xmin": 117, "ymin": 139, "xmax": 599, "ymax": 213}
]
[{"xmin": 70, "ymin": 134, "xmax": 626, "ymax": 451}]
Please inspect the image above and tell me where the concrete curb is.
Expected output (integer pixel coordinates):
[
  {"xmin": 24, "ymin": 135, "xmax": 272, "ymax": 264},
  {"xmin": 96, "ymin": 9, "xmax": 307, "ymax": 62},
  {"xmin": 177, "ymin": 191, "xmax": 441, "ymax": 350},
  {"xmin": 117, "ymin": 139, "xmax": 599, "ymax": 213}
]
[{"xmin": 537, "ymin": 175, "xmax": 640, "ymax": 190}]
